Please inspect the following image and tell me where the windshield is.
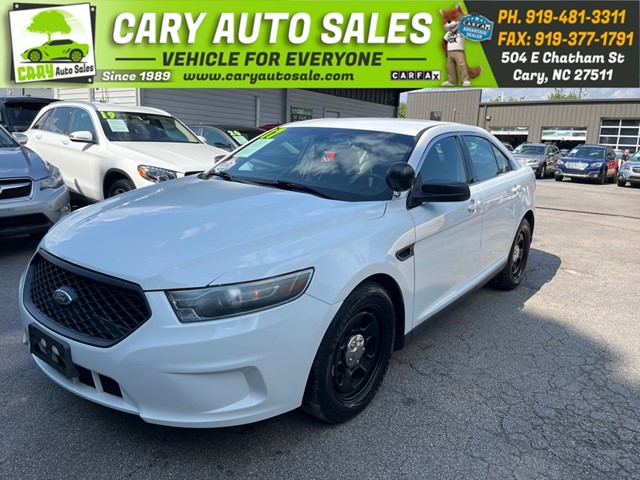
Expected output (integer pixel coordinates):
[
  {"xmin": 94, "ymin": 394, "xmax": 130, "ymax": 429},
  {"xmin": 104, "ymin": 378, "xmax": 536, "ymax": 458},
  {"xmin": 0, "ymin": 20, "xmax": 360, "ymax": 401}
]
[
  {"xmin": 98, "ymin": 112, "xmax": 200, "ymax": 143},
  {"xmin": 629, "ymin": 151, "xmax": 640, "ymax": 162},
  {"xmin": 513, "ymin": 144, "xmax": 545, "ymax": 155},
  {"xmin": 224, "ymin": 128, "xmax": 263, "ymax": 145},
  {"xmin": 567, "ymin": 146, "xmax": 606, "ymax": 160},
  {"xmin": 209, "ymin": 126, "xmax": 416, "ymax": 202},
  {"xmin": 4, "ymin": 101, "xmax": 52, "ymax": 132},
  {"xmin": 0, "ymin": 126, "xmax": 18, "ymax": 147}
]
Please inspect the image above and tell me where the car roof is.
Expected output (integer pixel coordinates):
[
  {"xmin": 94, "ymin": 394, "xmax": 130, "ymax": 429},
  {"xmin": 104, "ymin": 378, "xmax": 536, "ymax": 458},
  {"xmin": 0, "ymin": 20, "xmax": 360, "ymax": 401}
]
[
  {"xmin": 282, "ymin": 118, "xmax": 469, "ymax": 136},
  {"xmin": 196, "ymin": 124, "xmax": 264, "ymax": 131},
  {"xmin": 43, "ymin": 100, "xmax": 170, "ymax": 116},
  {"xmin": 0, "ymin": 96, "xmax": 57, "ymax": 105}
]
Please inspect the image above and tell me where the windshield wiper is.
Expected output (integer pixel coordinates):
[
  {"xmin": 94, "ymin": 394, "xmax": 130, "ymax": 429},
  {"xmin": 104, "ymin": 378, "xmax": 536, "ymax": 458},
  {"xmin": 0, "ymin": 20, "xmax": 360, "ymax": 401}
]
[{"xmin": 252, "ymin": 179, "xmax": 333, "ymax": 199}]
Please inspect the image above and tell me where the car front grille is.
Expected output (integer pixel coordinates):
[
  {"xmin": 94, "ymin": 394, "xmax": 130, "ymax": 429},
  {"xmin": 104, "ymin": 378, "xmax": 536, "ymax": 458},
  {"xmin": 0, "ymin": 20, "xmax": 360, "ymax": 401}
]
[
  {"xmin": 24, "ymin": 251, "xmax": 151, "ymax": 348},
  {"xmin": 0, "ymin": 213, "xmax": 51, "ymax": 233},
  {"xmin": 632, "ymin": 167, "xmax": 640, "ymax": 174},
  {"xmin": 0, "ymin": 178, "xmax": 32, "ymax": 200}
]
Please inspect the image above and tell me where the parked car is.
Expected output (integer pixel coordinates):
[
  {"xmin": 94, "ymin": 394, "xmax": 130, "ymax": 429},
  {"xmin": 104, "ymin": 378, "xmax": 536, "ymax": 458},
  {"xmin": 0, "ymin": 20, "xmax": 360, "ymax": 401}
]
[
  {"xmin": 25, "ymin": 101, "xmax": 227, "ymax": 200},
  {"xmin": 555, "ymin": 145, "xmax": 616, "ymax": 184},
  {"xmin": 20, "ymin": 119, "xmax": 535, "ymax": 427},
  {"xmin": 0, "ymin": 126, "xmax": 69, "ymax": 237},
  {"xmin": 21, "ymin": 39, "xmax": 89, "ymax": 63},
  {"xmin": 512, "ymin": 142, "xmax": 560, "ymax": 179},
  {"xmin": 189, "ymin": 124, "xmax": 265, "ymax": 151},
  {"xmin": 617, "ymin": 150, "xmax": 640, "ymax": 187},
  {"xmin": 0, "ymin": 96, "xmax": 57, "ymax": 133}
]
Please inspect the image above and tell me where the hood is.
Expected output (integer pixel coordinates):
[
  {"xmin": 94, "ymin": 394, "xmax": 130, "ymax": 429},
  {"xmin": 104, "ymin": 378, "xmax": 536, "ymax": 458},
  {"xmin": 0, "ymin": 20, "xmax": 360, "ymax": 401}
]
[
  {"xmin": 42, "ymin": 176, "xmax": 387, "ymax": 290},
  {"xmin": 562, "ymin": 155, "xmax": 605, "ymax": 165},
  {"xmin": 513, "ymin": 153, "xmax": 543, "ymax": 162},
  {"xmin": 106, "ymin": 141, "xmax": 227, "ymax": 173},
  {"xmin": 0, "ymin": 146, "xmax": 49, "ymax": 180}
]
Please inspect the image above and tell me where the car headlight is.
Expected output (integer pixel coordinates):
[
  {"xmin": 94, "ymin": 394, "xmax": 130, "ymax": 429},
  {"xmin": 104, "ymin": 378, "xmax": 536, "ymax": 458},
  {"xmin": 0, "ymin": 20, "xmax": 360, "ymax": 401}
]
[
  {"xmin": 590, "ymin": 162, "xmax": 603, "ymax": 167},
  {"xmin": 621, "ymin": 164, "xmax": 631, "ymax": 171},
  {"xmin": 40, "ymin": 164, "xmax": 64, "ymax": 189},
  {"xmin": 137, "ymin": 165, "xmax": 178, "ymax": 183},
  {"xmin": 166, "ymin": 268, "xmax": 314, "ymax": 322}
]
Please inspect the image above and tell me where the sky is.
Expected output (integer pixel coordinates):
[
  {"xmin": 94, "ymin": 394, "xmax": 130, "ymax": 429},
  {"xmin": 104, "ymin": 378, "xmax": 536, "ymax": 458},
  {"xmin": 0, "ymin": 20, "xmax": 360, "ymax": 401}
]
[{"xmin": 401, "ymin": 88, "xmax": 640, "ymax": 103}]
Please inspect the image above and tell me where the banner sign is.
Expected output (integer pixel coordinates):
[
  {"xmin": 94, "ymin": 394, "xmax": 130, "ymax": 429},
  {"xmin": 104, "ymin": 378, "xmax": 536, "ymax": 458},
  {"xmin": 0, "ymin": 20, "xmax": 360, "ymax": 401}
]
[{"xmin": 1, "ymin": 0, "xmax": 638, "ymax": 88}]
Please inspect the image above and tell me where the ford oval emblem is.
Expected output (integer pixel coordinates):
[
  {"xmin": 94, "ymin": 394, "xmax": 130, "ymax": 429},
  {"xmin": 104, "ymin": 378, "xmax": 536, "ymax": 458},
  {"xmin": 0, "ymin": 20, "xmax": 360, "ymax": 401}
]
[{"xmin": 53, "ymin": 287, "xmax": 76, "ymax": 306}]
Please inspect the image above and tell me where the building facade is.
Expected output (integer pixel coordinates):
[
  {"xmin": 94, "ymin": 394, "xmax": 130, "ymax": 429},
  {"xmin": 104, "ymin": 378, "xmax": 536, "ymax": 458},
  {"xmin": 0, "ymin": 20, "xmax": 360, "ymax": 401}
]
[{"xmin": 407, "ymin": 90, "xmax": 640, "ymax": 153}]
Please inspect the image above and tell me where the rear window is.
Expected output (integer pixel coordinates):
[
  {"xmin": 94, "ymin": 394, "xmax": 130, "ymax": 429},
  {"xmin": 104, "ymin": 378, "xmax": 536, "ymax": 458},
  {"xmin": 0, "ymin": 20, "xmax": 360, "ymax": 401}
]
[{"xmin": 3, "ymin": 101, "xmax": 53, "ymax": 132}]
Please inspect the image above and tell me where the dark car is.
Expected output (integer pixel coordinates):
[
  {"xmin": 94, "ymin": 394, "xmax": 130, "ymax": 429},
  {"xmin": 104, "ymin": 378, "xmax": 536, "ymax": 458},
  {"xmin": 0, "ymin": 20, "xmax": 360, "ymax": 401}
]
[
  {"xmin": 555, "ymin": 145, "xmax": 616, "ymax": 184},
  {"xmin": 617, "ymin": 151, "xmax": 640, "ymax": 187},
  {"xmin": 189, "ymin": 124, "xmax": 265, "ymax": 151},
  {"xmin": 512, "ymin": 142, "xmax": 561, "ymax": 179},
  {"xmin": 0, "ymin": 96, "xmax": 57, "ymax": 132}
]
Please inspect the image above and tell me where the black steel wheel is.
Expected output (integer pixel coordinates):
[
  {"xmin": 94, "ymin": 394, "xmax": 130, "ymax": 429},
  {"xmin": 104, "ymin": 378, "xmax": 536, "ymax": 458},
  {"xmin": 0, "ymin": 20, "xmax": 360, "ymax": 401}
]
[
  {"xmin": 69, "ymin": 49, "xmax": 83, "ymax": 62},
  {"xmin": 491, "ymin": 218, "xmax": 532, "ymax": 290},
  {"xmin": 107, "ymin": 179, "xmax": 134, "ymax": 197},
  {"xmin": 28, "ymin": 50, "xmax": 42, "ymax": 62},
  {"xmin": 303, "ymin": 282, "xmax": 395, "ymax": 423}
]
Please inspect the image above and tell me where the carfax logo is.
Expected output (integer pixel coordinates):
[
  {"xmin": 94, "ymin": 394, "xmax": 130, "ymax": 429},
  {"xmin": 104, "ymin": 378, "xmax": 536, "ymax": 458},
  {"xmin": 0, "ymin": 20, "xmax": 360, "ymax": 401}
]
[{"xmin": 8, "ymin": 3, "xmax": 96, "ymax": 84}]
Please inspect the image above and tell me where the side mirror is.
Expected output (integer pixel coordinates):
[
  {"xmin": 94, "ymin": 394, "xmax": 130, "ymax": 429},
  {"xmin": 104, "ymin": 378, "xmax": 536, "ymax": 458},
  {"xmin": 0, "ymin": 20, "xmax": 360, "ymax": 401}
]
[
  {"xmin": 12, "ymin": 132, "xmax": 28, "ymax": 145},
  {"xmin": 409, "ymin": 179, "xmax": 471, "ymax": 207},
  {"xmin": 197, "ymin": 135, "xmax": 207, "ymax": 144},
  {"xmin": 214, "ymin": 154, "xmax": 226, "ymax": 162},
  {"xmin": 385, "ymin": 162, "xmax": 416, "ymax": 191},
  {"xmin": 69, "ymin": 131, "xmax": 94, "ymax": 143}
]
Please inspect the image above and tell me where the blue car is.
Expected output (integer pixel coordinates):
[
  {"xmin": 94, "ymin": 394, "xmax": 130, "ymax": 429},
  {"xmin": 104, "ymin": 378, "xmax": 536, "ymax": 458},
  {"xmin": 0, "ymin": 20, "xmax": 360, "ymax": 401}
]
[{"xmin": 555, "ymin": 145, "xmax": 616, "ymax": 184}]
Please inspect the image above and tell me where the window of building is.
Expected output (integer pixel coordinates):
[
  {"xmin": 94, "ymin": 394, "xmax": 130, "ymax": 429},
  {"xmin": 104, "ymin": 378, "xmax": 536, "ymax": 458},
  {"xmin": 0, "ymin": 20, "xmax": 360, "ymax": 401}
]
[{"xmin": 598, "ymin": 119, "xmax": 640, "ymax": 153}]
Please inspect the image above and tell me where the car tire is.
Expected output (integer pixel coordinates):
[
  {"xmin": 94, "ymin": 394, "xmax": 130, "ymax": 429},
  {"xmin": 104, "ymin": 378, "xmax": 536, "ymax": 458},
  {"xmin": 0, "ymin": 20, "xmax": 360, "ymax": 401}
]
[
  {"xmin": 28, "ymin": 50, "xmax": 42, "ymax": 62},
  {"xmin": 69, "ymin": 49, "xmax": 83, "ymax": 63},
  {"xmin": 536, "ymin": 164, "xmax": 546, "ymax": 179},
  {"xmin": 491, "ymin": 218, "xmax": 531, "ymax": 291},
  {"xmin": 554, "ymin": 174, "xmax": 563, "ymax": 182},
  {"xmin": 618, "ymin": 179, "xmax": 626, "ymax": 187},
  {"xmin": 599, "ymin": 170, "xmax": 607, "ymax": 184},
  {"xmin": 107, "ymin": 179, "xmax": 135, "ymax": 197},
  {"xmin": 302, "ymin": 282, "xmax": 395, "ymax": 424}
]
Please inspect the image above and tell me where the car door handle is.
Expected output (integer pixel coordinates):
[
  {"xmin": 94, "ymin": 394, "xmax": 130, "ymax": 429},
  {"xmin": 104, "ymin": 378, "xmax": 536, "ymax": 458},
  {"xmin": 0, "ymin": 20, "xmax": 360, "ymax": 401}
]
[
  {"xmin": 511, "ymin": 185, "xmax": 524, "ymax": 194},
  {"xmin": 35, "ymin": 135, "xmax": 42, "ymax": 140},
  {"xmin": 467, "ymin": 200, "xmax": 482, "ymax": 213}
]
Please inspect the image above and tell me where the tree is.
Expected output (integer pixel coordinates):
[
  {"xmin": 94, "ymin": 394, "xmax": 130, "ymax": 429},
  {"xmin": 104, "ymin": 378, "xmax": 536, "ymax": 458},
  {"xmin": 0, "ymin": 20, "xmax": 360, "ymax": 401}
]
[
  {"xmin": 27, "ymin": 10, "xmax": 71, "ymax": 42},
  {"xmin": 546, "ymin": 88, "xmax": 587, "ymax": 100},
  {"xmin": 489, "ymin": 95, "xmax": 526, "ymax": 102},
  {"xmin": 398, "ymin": 102, "xmax": 407, "ymax": 118}
]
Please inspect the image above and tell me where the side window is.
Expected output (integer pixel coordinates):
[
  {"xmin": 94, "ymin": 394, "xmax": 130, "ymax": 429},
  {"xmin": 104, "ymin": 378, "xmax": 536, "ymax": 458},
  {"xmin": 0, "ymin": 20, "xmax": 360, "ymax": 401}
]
[
  {"xmin": 41, "ymin": 107, "xmax": 72, "ymax": 134},
  {"xmin": 419, "ymin": 136, "xmax": 467, "ymax": 183},
  {"xmin": 491, "ymin": 144, "xmax": 513, "ymax": 174},
  {"xmin": 31, "ymin": 110, "xmax": 53, "ymax": 130},
  {"xmin": 68, "ymin": 108, "xmax": 96, "ymax": 138},
  {"xmin": 463, "ymin": 136, "xmax": 499, "ymax": 182},
  {"xmin": 203, "ymin": 129, "xmax": 233, "ymax": 150}
]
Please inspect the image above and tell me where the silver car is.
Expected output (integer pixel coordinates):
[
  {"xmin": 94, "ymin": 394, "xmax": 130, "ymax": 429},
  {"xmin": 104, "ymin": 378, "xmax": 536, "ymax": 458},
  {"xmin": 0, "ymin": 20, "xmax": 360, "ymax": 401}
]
[
  {"xmin": 618, "ymin": 151, "xmax": 640, "ymax": 187},
  {"xmin": 0, "ymin": 127, "xmax": 70, "ymax": 237},
  {"xmin": 512, "ymin": 143, "xmax": 561, "ymax": 179}
]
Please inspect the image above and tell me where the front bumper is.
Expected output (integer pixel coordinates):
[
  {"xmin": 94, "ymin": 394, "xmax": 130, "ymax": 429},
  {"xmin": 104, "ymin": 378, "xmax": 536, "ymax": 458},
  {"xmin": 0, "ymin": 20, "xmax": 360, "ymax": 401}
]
[
  {"xmin": 555, "ymin": 167, "xmax": 604, "ymax": 179},
  {"xmin": 0, "ymin": 185, "xmax": 70, "ymax": 237},
  {"xmin": 618, "ymin": 169, "xmax": 640, "ymax": 185},
  {"xmin": 21, "ymin": 288, "xmax": 338, "ymax": 428}
]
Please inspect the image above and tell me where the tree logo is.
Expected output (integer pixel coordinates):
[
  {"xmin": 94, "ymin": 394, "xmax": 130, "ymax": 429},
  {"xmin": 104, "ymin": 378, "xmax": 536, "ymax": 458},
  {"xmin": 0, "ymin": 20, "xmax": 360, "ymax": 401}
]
[{"xmin": 8, "ymin": 3, "xmax": 96, "ymax": 84}]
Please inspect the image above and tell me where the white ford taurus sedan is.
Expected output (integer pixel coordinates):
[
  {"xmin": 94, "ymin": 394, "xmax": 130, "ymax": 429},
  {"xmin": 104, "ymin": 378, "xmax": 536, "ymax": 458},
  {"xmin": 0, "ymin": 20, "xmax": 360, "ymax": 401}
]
[{"xmin": 20, "ymin": 119, "xmax": 535, "ymax": 428}]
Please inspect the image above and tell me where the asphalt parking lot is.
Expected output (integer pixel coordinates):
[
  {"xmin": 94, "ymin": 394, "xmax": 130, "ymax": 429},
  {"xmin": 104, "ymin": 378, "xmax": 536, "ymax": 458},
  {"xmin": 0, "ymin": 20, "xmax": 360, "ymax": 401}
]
[{"xmin": 1, "ymin": 179, "xmax": 639, "ymax": 480}]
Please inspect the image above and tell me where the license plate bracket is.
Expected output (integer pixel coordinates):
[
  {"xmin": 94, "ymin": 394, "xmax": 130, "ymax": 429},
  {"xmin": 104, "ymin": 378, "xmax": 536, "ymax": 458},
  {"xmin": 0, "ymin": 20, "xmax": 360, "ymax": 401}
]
[{"xmin": 29, "ymin": 324, "xmax": 78, "ymax": 379}]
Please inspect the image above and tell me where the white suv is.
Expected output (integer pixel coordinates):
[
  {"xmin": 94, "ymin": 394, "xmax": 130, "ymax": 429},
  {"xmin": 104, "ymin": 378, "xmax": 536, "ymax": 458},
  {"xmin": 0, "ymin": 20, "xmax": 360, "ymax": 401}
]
[{"xmin": 25, "ymin": 101, "xmax": 227, "ymax": 200}]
